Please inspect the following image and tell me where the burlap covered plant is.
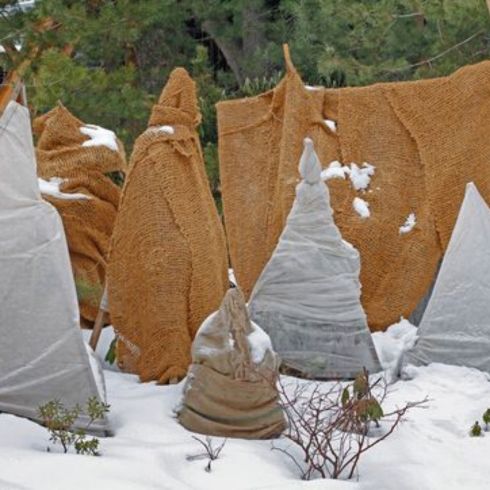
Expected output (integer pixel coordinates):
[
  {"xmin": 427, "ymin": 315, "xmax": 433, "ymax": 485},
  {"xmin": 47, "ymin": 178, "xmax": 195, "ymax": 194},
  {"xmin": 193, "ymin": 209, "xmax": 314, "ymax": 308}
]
[
  {"xmin": 177, "ymin": 287, "xmax": 286, "ymax": 439},
  {"xmin": 107, "ymin": 68, "xmax": 228, "ymax": 384},
  {"xmin": 217, "ymin": 45, "xmax": 490, "ymax": 331},
  {"xmin": 34, "ymin": 104, "xmax": 126, "ymax": 323}
]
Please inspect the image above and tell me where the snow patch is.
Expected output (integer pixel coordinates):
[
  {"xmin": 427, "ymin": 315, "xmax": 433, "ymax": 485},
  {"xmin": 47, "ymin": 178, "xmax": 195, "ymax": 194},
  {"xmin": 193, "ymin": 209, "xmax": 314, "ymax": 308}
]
[
  {"xmin": 324, "ymin": 119, "xmax": 337, "ymax": 132},
  {"xmin": 157, "ymin": 125, "xmax": 175, "ymax": 135},
  {"xmin": 321, "ymin": 160, "xmax": 348, "ymax": 181},
  {"xmin": 353, "ymin": 197, "xmax": 370, "ymax": 219},
  {"xmin": 38, "ymin": 178, "xmax": 90, "ymax": 201},
  {"xmin": 349, "ymin": 162, "xmax": 375, "ymax": 191},
  {"xmin": 399, "ymin": 213, "xmax": 417, "ymax": 235},
  {"xmin": 372, "ymin": 318, "xmax": 418, "ymax": 381},
  {"xmin": 321, "ymin": 161, "xmax": 376, "ymax": 192},
  {"xmin": 80, "ymin": 124, "xmax": 118, "ymax": 152},
  {"xmin": 248, "ymin": 322, "xmax": 273, "ymax": 364}
]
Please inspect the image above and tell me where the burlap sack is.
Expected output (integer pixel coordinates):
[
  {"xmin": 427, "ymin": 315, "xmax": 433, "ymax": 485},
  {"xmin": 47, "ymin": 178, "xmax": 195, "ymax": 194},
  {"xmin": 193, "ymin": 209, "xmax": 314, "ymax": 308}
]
[
  {"xmin": 34, "ymin": 104, "xmax": 126, "ymax": 322},
  {"xmin": 107, "ymin": 68, "xmax": 229, "ymax": 384},
  {"xmin": 177, "ymin": 287, "xmax": 286, "ymax": 439},
  {"xmin": 217, "ymin": 46, "xmax": 490, "ymax": 331}
]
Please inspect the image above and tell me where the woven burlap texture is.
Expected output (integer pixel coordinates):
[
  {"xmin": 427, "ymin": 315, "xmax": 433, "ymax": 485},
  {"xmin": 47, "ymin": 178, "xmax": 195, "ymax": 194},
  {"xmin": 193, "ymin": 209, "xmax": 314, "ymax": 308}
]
[
  {"xmin": 34, "ymin": 104, "xmax": 125, "ymax": 322},
  {"xmin": 217, "ymin": 48, "xmax": 490, "ymax": 331},
  {"xmin": 107, "ymin": 68, "xmax": 229, "ymax": 384},
  {"xmin": 178, "ymin": 287, "xmax": 286, "ymax": 439}
]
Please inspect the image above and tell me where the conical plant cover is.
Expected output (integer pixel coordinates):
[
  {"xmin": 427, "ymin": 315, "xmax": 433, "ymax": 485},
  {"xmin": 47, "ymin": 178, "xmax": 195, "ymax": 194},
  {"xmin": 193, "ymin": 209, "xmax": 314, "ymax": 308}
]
[
  {"xmin": 178, "ymin": 287, "xmax": 286, "ymax": 439},
  {"xmin": 34, "ymin": 104, "xmax": 126, "ymax": 323},
  {"xmin": 249, "ymin": 138, "xmax": 381, "ymax": 379},
  {"xmin": 0, "ymin": 101, "xmax": 110, "ymax": 435},
  {"xmin": 404, "ymin": 183, "xmax": 490, "ymax": 373},
  {"xmin": 108, "ymin": 68, "xmax": 228, "ymax": 383}
]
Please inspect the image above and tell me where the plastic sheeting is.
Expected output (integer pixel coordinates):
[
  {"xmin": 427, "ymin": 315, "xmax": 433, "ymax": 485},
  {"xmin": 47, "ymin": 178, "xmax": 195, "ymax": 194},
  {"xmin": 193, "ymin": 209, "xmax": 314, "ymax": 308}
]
[
  {"xmin": 404, "ymin": 182, "xmax": 490, "ymax": 374},
  {"xmin": 248, "ymin": 138, "xmax": 381, "ymax": 379},
  {"xmin": 0, "ymin": 101, "xmax": 110, "ymax": 435}
]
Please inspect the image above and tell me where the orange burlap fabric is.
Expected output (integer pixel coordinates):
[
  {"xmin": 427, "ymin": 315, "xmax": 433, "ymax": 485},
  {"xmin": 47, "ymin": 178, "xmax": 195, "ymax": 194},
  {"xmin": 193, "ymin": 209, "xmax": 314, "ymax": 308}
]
[
  {"xmin": 178, "ymin": 287, "xmax": 286, "ymax": 439},
  {"xmin": 34, "ymin": 104, "xmax": 126, "ymax": 322},
  {"xmin": 217, "ymin": 50, "xmax": 490, "ymax": 331},
  {"xmin": 108, "ymin": 68, "xmax": 229, "ymax": 383}
]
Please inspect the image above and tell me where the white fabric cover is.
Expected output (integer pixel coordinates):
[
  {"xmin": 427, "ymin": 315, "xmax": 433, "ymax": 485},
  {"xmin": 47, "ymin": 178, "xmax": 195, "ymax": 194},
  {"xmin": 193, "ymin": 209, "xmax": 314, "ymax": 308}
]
[
  {"xmin": 404, "ymin": 182, "xmax": 490, "ymax": 373},
  {"xmin": 0, "ymin": 102, "xmax": 110, "ymax": 434},
  {"xmin": 248, "ymin": 138, "xmax": 381, "ymax": 379}
]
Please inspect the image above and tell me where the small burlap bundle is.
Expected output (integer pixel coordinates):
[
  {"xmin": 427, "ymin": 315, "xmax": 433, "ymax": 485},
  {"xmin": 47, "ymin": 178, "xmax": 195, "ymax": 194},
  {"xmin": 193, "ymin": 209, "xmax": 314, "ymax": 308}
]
[
  {"xmin": 34, "ymin": 104, "xmax": 126, "ymax": 322},
  {"xmin": 107, "ymin": 68, "xmax": 228, "ymax": 384},
  {"xmin": 217, "ymin": 46, "xmax": 490, "ymax": 331},
  {"xmin": 177, "ymin": 287, "xmax": 286, "ymax": 439}
]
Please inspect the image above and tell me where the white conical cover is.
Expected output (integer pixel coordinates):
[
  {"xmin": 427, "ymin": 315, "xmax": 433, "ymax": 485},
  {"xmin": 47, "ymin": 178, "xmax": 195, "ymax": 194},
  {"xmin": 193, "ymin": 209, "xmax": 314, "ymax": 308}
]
[
  {"xmin": 248, "ymin": 138, "xmax": 381, "ymax": 379},
  {"xmin": 0, "ymin": 102, "xmax": 109, "ymax": 434},
  {"xmin": 404, "ymin": 182, "xmax": 490, "ymax": 373}
]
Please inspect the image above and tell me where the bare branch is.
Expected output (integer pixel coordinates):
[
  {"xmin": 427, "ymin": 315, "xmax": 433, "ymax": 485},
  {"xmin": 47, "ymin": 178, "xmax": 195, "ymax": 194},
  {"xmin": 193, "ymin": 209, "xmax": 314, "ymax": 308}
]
[{"xmin": 386, "ymin": 30, "xmax": 484, "ymax": 73}]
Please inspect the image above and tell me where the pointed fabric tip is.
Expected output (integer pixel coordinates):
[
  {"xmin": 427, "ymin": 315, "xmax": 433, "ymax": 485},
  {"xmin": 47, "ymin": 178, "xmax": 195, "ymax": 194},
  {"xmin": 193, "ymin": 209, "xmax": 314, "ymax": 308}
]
[
  {"xmin": 149, "ymin": 67, "xmax": 201, "ymax": 128},
  {"xmin": 33, "ymin": 104, "xmax": 83, "ymax": 147},
  {"xmin": 299, "ymin": 138, "xmax": 322, "ymax": 184}
]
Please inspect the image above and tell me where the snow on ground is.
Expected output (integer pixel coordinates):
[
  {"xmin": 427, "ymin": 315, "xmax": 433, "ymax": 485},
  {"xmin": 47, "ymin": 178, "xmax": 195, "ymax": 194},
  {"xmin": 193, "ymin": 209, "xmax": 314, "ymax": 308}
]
[
  {"xmin": 2, "ymin": 326, "xmax": 490, "ymax": 489},
  {"xmin": 80, "ymin": 124, "xmax": 118, "ymax": 152}
]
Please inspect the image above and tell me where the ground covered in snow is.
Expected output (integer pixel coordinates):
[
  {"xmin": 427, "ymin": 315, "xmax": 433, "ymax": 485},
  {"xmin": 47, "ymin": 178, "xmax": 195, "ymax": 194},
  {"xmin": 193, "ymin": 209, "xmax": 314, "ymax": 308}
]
[{"xmin": 1, "ymin": 325, "xmax": 490, "ymax": 490}]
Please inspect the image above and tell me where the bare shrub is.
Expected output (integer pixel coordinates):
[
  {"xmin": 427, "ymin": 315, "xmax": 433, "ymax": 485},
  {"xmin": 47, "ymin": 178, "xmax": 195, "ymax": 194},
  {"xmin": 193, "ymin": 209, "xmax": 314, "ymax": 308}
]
[{"xmin": 274, "ymin": 369, "xmax": 427, "ymax": 480}]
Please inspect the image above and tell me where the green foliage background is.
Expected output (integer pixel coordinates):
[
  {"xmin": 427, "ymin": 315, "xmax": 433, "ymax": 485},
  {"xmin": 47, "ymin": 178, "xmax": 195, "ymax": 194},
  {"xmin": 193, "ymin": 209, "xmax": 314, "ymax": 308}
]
[{"xmin": 1, "ymin": 0, "xmax": 490, "ymax": 197}]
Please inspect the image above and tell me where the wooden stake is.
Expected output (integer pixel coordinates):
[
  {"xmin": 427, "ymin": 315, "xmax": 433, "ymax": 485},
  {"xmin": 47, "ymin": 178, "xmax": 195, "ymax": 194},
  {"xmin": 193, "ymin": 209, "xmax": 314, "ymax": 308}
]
[{"xmin": 88, "ymin": 285, "xmax": 109, "ymax": 351}]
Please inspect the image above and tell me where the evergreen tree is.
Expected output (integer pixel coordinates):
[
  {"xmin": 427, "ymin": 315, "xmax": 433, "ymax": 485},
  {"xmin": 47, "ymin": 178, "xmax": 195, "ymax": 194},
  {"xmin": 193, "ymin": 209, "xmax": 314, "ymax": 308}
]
[{"xmin": 1, "ymin": 0, "xmax": 489, "ymax": 200}]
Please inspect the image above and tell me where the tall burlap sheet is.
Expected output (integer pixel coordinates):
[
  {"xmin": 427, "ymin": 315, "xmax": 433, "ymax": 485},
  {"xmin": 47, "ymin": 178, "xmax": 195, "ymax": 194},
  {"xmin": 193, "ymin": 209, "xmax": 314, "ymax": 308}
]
[
  {"xmin": 217, "ymin": 51, "xmax": 490, "ymax": 331},
  {"xmin": 107, "ymin": 68, "xmax": 229, "ymax": 384},
  {"xmin": 34, "ymin": 104, "xmax": 125, "ymax": 322},
  {"xmin": 178, "ymin": 287, "xmax": 286, "ymax": 439}
]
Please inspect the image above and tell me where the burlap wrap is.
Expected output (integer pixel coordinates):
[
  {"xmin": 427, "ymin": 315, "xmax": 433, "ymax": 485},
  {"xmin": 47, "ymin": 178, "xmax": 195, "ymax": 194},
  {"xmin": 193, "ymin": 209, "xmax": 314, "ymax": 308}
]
[
  {"xmin": 217, "ymin": 48, "xmax": 490, "ymax": 331},
  {"xmin": 34, "ymin": 104, "xmax": 125, "ymax": 322},
  {"xmin": 107, "ymin": 68, "xmax": 229, "ymax": 384},
  {"xmin": 178, "ymin": 287, "xmax": 286, "ymax": 439}
]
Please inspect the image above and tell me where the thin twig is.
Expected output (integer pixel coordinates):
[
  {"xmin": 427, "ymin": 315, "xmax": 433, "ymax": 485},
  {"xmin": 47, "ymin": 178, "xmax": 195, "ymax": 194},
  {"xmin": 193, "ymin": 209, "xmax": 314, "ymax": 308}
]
[{"xmin": 385, "ymin": 30, "xmax": 484, "ymax": 73}]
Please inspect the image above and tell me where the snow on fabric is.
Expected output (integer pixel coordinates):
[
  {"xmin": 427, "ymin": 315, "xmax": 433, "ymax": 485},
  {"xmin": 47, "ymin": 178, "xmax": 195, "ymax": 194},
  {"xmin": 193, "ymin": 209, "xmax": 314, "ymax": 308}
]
[
  {"xmin": 321, "ymin": 161, "xmax": 375, "ymax": 192},
  {"xmin": 38, "ymin": 177, "xmax": 90, "ymax": 200},
  {"xmin": 80, "ymin": 124, "xmax": 118, "ymax": 151},
  {"xmin": 353, "ymin": 197, "xmax": 370, "ymax": 219},
  {"xmin": 321, "ymin": 160, "xmax": 347, "ymax": 181},
  {"xmin": 248, "ymin": 138, "xmax": 381, "ymax": 379},
  {"xmin": 324, "ymin": 119, "xmax": 337, "ymax": 132},
  {"xmin": 349, "ymin": 162, "xmax": 375, "ymax": 191},
  {"xmin": 399, "ymin": 213, "xmax": 416, "ymax": 234},
  {"xmin": 403, "ymin": 182, "xmax": 490, "ymax": 374},
  {"xmin": 158, "ymin": 125, "xmax": 175, "ymax": 134},
  {"xmin": 178, "ymin": 287, "xmax": 285, "ymax": 439},
  {"xmin": 0, "ymin": 101, "xmax": 110, "ymax": 435}
]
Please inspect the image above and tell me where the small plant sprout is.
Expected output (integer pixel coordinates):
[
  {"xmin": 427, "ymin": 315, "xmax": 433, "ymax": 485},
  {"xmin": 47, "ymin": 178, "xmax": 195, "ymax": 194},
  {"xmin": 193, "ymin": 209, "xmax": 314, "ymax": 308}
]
[
  {"xmin": 470, "ymin": 421, "xmax": 483, "ymax": 437},
  {"xmin": 482, "ymin": 409, "xmax": 490, "ymax": 430},
  {"xmin": 186, "ymin": 436, "xmax": 227, "ymax": 472},
  {"xmin": 38, "ymin": 397, "xmax": 110, "ymax": 455}
]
